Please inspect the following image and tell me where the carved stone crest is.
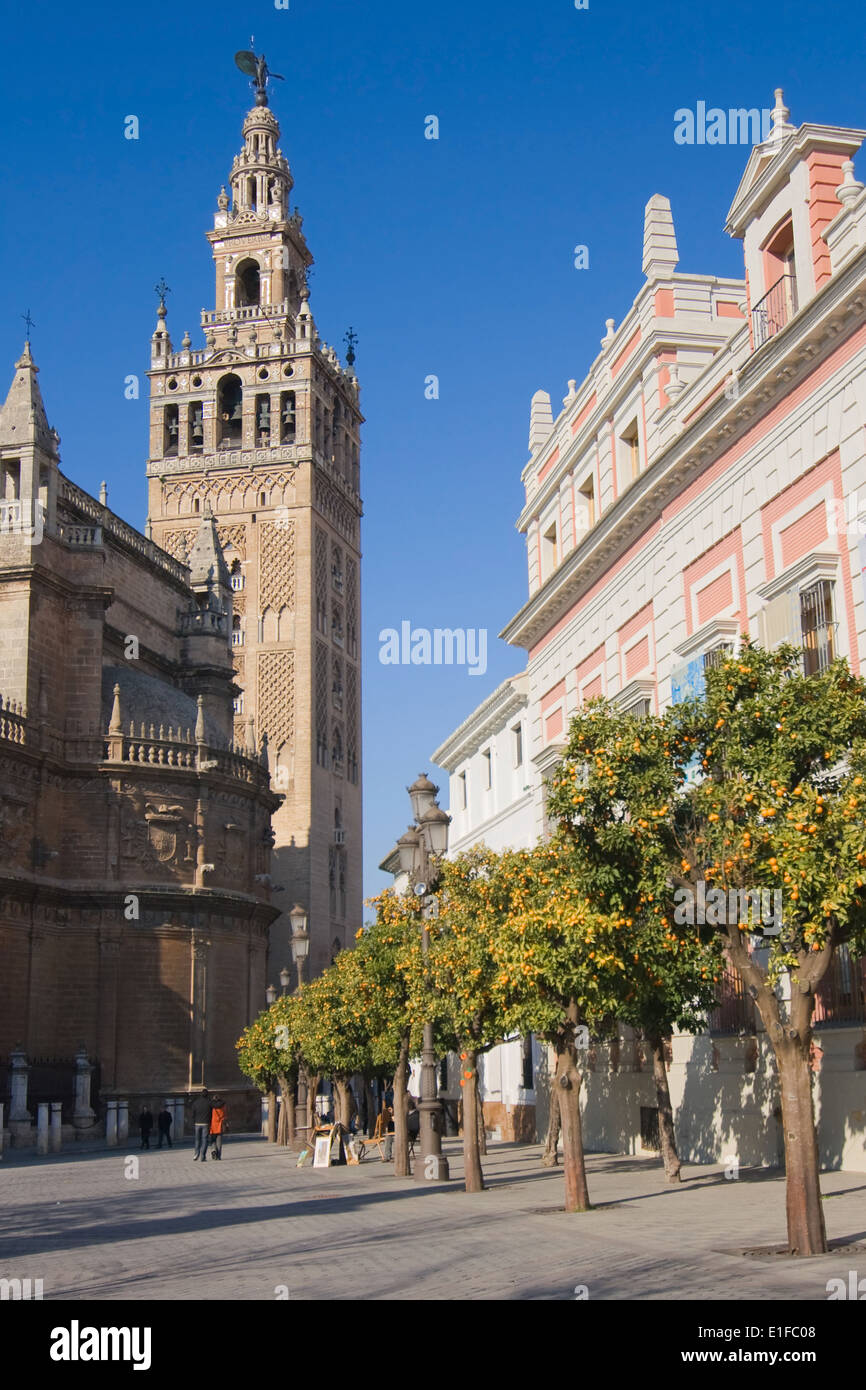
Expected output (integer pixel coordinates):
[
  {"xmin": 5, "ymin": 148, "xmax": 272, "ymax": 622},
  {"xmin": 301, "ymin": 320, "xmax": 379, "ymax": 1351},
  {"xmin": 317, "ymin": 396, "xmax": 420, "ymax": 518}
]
[{"xmin": 144, "ymin": 803, "xmax": 186, "ymax": 864}]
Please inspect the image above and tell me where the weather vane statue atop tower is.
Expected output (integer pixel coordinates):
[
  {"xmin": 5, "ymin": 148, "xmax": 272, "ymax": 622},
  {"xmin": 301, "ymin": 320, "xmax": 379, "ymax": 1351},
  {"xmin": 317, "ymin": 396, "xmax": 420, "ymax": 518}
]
[{"xmin": 234, "ymin": 45, "xmax": 284, "ymax": 107}]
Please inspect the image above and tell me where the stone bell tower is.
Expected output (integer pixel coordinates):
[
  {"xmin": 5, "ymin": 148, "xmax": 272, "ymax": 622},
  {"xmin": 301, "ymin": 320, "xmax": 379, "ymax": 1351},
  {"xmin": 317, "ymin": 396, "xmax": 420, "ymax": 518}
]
[{"xmin": 146, "ymin": 73, "xmax": 363, "ymax": 980}]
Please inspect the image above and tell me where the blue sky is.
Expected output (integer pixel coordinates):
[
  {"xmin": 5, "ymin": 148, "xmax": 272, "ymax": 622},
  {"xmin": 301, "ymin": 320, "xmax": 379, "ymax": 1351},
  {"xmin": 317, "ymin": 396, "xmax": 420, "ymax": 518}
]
[{"xmin": 1, "ymin": 0, "xmax": 862, "ymax": 903}]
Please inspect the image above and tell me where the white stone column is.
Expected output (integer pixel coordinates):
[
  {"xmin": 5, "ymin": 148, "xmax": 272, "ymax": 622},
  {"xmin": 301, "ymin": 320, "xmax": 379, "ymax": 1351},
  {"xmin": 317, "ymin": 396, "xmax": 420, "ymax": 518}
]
[
  {"xmin": 106, "ymin": 1100, "xmax": 118, "ymax": 1147},
  {"xmin": 117, "ymin": 1101, "xmax": 129, "ymax": 1143},
  {"xmin": 49, "ymin": 1102, "xmax": 62, "ymax": 1153},
  {"xmin": 36, "ymin": 1103, "xmax": 49, "ymax": 1155},
  {"xmin": 9, "ymin": 1047, "xmax": 30, "ymax": 1122},
  {"xmin": 72, "ymin": 1046, "xmax": 96, "ymax": 1131}
]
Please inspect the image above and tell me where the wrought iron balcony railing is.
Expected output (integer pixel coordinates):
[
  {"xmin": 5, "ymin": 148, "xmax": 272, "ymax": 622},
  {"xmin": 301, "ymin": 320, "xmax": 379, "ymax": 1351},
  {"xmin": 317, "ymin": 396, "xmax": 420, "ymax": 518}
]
[{"xmin": 751, "ymin": 273, "xmax": 798, "ymax": 349}]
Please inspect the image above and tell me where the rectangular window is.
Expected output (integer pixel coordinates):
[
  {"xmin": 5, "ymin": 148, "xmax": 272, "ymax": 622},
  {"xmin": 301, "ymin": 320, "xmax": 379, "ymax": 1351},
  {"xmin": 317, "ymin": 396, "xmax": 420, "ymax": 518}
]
[
  {"xmin": 2, "ymin": 459, "xmax": 20, "ymax": 501},
  {"xmin": 800, "ymin": 580, "xmax": 836, "ymax": 676},
  {"xmin": 640, "ymin": 1106, "xmax": 661, "ymax": 1151},
  {"xmin": 512, "ymin": 723, "xmax": 523, "ymax": 768},
  {"xmin": 626, "ymin": 698, "xmax": 651, "ymax": 717},
  {"xmin": 521, "ymin": 1034, "xmax": 534, "ymax": 1090},
  {"xmin": 541, "ymin": 523, "xmax": 558, "ymax": 580},
  {"xmin": 702, "ymin": 643, "xmax": 733, "ymax": 673},
  {"xmin": 482, "ymin": 748, "xmax": 492, "ymax": 789},
  {"xmin": 459, "ymin": 771, "xmax": 467, "ymax": 809},
  {"xmin": 620, "ymin": 420, "xmax": 640, "ymax": 481},
  {"xmin": 577, "ymin": 476, "xmax": 595, "ymax": 537}
]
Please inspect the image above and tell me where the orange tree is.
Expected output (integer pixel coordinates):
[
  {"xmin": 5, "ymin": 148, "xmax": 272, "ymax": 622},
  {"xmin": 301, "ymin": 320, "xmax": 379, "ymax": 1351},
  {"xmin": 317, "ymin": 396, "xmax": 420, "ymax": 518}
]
[
  {"xmin": 545, "ymin": 700, "xmax": 721, "ymax": 1182},
  {"xmin": 359, "ymin": 890, "xmax": 449, "ymax": 1177},
  {"xmin": 489, "ymin": 841, "xmax": 628, "ymax": 1213},
  {"xmin": 291, "ymin": 948, "xmax": 373, "ymax": 1129},
  {"xmin": 665, "ymin": 640, "xmax": 866, "ymax": 1253},
  {"xmin": 236, "ymin": 1006, "xmax": 281, "ymax": 1142},
  {"xmin": 237, "ymin": 993, "xmax": 305, "ymax": 1144},
  {"xmin": 420, "ymin": 848, "xmax": 516, "ymax": 1193}
]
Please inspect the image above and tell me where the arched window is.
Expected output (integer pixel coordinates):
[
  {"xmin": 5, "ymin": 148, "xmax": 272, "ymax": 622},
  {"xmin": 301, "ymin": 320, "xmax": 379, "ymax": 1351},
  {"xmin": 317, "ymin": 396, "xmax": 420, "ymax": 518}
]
[
  {"xmin": 280, "ymin": 391, "xmax": 296, "ymax": 443},
  {"xmin": 163, "ymin": 404, "xmax": 179, "ymax": 457},
  {"xmin": 217, "ymin": 375, "xmax": 243, "ymax": 446},
  {"xmin": 188, "ymin": 401, "xmax": 204, "ymax": 452},
  {"xmin": 255, "ymin": 394, "xmax": 271, "ymax": 444},
  {"xmin": 235, "ymin": 258, "xmax": 260, "ymax": 307}
]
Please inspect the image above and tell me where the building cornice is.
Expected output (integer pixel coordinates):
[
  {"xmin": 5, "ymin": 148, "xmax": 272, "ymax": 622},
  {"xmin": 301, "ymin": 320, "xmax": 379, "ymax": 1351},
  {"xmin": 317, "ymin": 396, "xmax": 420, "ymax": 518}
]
[
  {"xmin": 431, "ymin": 674, "xmax": 528, "ymax": 770},
  {"xmin": 501, "ymin": 245, "xmax": 866, "ymax": 653},
  {"xmin": 519, "ymin": 273, "xmax": 746, "ymax": 519}
]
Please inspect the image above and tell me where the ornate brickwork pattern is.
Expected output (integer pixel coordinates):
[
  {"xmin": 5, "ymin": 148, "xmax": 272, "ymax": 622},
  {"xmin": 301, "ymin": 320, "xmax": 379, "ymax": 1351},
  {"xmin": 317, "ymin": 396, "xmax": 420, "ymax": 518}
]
[
  {"xmin": 257, "ymin": 650, "xmax": 294, "ymax": 754},
  {"xmin": 314, "ymin": 526, "xmax": 328, "ymax": 633},
  {"xmin": 160, "ymin": 527, "xmax": 197, "ymax": 562},
  {"xmin": 346, "ymin": 557, "xmax": 358, "ymax": 659},
  {"xmin": 314, "ymin": 477, "xmax": 358, "ymax": 544},
  {"xmin": 346, "ymin": 664, "xmax": 358, "ymax": 785},
  {"xmin": 162, "ymin": 470, "xmax": 297, "ymax": 517},
  {"xmin": 217, "ymin": 523, "xmax": 247, "ymax": 560},
  {"xmin": 259, "ymin": 519, "xmax": 295, "ymax": 613},
  {"xmin": 315, "ymin": 641, "xmax": 328, "ymax": 765}
]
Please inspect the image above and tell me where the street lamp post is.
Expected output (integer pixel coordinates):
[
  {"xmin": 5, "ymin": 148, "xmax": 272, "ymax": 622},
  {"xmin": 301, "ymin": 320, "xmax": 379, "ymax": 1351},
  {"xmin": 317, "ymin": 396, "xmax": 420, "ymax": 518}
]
[
  {"xmin": 289, "ymin": 903, "xmax": 311, "ymax": 1128},
  {"xmin": 289, "ymin": 903, "xmax": 310, "ymax": 990},
  {"xmin": 399, "ymin": 775, "xmax": 452, "ymax": 1183}
]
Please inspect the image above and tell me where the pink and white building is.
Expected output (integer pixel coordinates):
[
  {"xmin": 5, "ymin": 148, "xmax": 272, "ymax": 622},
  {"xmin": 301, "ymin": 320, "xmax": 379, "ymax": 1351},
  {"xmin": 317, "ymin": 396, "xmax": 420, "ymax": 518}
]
[{"xmin": 439, "ymin": 90, "xmax": 866, "ymax": 1168}]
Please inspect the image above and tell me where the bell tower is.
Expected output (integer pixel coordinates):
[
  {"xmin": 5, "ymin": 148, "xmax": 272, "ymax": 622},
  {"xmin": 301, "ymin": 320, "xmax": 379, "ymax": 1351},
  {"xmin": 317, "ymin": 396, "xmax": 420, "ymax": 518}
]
[{"xmin": 146, "ymin": 69, "xmax": 363, "ymax": 980}]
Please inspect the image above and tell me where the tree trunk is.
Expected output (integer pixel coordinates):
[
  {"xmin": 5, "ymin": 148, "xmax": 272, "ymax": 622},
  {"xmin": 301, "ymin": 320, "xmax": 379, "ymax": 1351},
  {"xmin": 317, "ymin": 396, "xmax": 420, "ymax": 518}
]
[
  {"xmin": 364, "ymin": 1076, "xmax": 376, "ymax": 1136},
  {"xmin": 475, "ymin": 1078, "xmax": 487, "ymax": 1157},
  {"xmin": 265, "ymin": 1088, "xmax": 277, "ymax": 1143},
  {"xmin": 276, "ymin": 1073, "xmax": 295, "ymax": 1147},
  {"xmin": 556, "ymin": 1007, "xmax": 591, "ymax": 1212},
  {"xmin": 462, "ymin": 1049, "xmax": 485, "ymax": 1192},
  {"xmin": 334, "ymin": 1077, "xmax": 353, "ymax": 1128},
  {"xmin": 305, "ymin": 1070, "xmax": 320, "ymax": 1134},
  {"xmin": 392, "ymin": 1037, "xmax": 411, "ymax": 1177},
  {"xmin": 542, "ymin": 1078, "xmax": 561, "ymax": 1166},
  {"xmin": 775, "ymin": 1040, "xmax": 827, "ymax": 1255},
  {"xmin": 648, "ymin": 1035, "xmax": 681, "ymax": 1183},
  {"xmin": 726, "ymin": 933, "xmax": 828, "ymax": 1255}
]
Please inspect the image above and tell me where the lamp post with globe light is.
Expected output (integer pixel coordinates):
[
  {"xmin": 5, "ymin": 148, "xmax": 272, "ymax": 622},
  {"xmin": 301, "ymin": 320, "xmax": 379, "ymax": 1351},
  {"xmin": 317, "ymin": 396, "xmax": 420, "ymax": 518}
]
[{"xmin": 397, "ymin": 774, "xmax": 452, "ymax": 1182}]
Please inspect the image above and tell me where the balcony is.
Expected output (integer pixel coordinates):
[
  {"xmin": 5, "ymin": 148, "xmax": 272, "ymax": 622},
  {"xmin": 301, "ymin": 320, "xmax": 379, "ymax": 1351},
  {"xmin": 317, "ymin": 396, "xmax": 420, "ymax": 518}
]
[{"xmin": 751, "ymin": 273, "xmax": 798, "ymax": 349}]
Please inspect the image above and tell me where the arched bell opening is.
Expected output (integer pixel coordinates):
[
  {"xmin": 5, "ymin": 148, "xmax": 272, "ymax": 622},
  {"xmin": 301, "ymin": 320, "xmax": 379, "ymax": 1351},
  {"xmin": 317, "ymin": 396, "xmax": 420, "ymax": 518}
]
[{"xmin": 217, "ymin": 374, "xmax": 243, "ymax": 446}]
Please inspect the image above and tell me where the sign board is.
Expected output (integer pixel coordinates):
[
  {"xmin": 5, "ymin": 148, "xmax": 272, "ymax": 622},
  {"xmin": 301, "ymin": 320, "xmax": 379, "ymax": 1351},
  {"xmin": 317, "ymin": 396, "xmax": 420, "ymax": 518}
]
[{"xmin": 313, "ymin": 1135, "xmax": 332, "ymax": 1168}]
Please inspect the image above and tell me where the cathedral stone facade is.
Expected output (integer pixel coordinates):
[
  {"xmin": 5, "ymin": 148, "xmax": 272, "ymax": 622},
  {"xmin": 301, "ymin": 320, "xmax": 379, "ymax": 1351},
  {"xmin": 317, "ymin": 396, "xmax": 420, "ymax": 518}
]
[
  {"xmin": 0, "ymin": 80, "xmax": 362, "ymax": 1133},
  {"xmin": 146, "ymin": 93, "xmax": 363, "ymax": 979},
  {"xmin": 0, "ymin": 344, "xmax": 281, "ymax": 1128}
]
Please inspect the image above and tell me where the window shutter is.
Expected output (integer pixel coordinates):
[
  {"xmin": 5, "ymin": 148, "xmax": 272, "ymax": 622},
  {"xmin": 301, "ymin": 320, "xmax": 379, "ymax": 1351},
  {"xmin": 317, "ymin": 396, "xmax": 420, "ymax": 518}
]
[{"xmin": 759, "ymin": 590, "xmax": 797, "ymax": 649}]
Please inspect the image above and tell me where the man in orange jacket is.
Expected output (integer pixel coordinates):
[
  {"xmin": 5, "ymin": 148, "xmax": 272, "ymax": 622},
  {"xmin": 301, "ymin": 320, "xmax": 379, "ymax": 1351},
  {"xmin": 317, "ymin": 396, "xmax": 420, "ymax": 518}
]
[{"xmin": 209, "ymin": 1096, "xmax": 227, "ymax": 1160}]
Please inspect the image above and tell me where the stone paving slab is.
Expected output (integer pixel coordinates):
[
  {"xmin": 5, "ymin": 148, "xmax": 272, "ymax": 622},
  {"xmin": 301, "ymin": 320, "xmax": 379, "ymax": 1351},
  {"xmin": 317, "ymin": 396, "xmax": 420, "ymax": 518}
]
[{"xmin": 0, "ymin": 1139, "xmax": 863, "ymax": 1300}]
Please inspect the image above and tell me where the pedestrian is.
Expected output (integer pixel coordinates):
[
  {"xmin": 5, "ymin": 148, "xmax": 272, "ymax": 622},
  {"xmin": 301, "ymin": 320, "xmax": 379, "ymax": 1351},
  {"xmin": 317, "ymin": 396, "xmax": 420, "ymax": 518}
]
[
  {"xmin": 157, "ymin": 1105, "xmax": 173, "ymax": 1149},
  {"xmin": 191, "ymin": 1088, "xmax": 213, "ymax": 1161},
  {"xmin": 209, "ymin": 1096, "xmax": 227, "ymax": 1160},
  {"xmin": 139, "ymin": 1107, "xmax": 154, "ymax": 1150}
]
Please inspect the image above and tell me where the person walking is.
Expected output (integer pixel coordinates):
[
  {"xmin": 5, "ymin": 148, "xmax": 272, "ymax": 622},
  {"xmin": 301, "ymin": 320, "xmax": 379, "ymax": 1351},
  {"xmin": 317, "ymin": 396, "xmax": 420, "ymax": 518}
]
[
  {"xmin": 191, "ymin": 1089, "xmax": 213, "ymax": 1161},
  {"xmin": 209, "ymin": 1096, "xmax": 227, "ymax": 1160},
  {"xmin": 138, "ymin": 1107, "xmax": 154, "ymax": 1150},
  {"xmin": 157, "ymin": 1105, "xmax": 173, "ymax": 1149}
]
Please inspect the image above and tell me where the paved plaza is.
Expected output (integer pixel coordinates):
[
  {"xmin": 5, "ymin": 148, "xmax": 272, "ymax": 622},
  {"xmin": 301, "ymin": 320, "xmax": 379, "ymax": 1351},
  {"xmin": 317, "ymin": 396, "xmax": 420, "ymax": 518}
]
[{"xmin": 1, "ymin": 1138, "xmax": 863, "ymax": 1301}]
